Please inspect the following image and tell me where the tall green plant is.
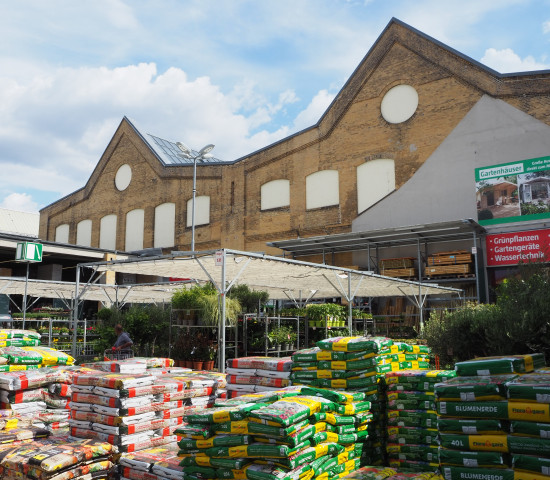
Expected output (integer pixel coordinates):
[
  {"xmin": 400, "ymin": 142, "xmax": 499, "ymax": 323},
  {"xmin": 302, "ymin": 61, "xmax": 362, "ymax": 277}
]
[
  {"xmin": 227, "ymin": 284, "xmax": 269, "ymax": 313},
  {"xmin": 199, "ymin": 295, "xmax": 241, "ymax": 326}
]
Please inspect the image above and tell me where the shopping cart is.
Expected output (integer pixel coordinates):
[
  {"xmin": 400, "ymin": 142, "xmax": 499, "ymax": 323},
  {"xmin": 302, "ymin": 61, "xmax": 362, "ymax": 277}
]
[{"xmin": 104, "ymin": 348, "xmax": 134, "ymax": 361}]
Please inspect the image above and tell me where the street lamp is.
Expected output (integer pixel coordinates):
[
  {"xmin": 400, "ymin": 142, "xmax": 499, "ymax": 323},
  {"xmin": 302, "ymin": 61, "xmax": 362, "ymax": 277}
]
[{"xmin": 176, "ymin": 142, "xmax": 215, "ymax": 251}]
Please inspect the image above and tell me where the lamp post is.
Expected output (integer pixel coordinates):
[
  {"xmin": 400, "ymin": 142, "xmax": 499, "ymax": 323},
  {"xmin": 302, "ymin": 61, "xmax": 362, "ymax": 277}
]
[{"xmin": 176, "ymin": 142, "xmax": 215, "ymax": 251}]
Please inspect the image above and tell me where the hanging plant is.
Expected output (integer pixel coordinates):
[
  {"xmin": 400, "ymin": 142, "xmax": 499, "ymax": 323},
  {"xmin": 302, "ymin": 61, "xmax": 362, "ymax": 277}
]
[{"xmin": 198, "ymin": 294, "xmax": 241, "ymax": 327}]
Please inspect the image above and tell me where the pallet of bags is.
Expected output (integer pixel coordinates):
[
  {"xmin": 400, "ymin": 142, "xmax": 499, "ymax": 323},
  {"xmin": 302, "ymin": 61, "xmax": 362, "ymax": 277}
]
[
  {"xmin": 0, "ymin": 436, "xmax": 116, "ymax": 480},
  {"xmin": 225, "ymin": 356, "xmax": 293, "ymax": 397},
  {"xmin": 177, "ymin": 385, "xmax": 370, "ymax": 480},
  {"xmin": 375, "ymin": 342, "xmax": 431, "ymax": 375},
  {"xmin": 291, "ymin": 336, "xmax": 393, "ymax": 467},
  {"xmin": 434, "ymin": 354, "xmax": 550, "ymax": 480},
  {"xmin": 0, "ymin": 329, "xmax": 41, "ymax": 348},
  {"xmin": 69, "ymin": 371, "xmax": 178, "ymax": 452},
  {"xmin": 384, "ymin": 369, "xmax": 455, "ymax": 473},
  {"xmin": 118, "ymin": 444, "xmax": 181, "ymax": 480}
]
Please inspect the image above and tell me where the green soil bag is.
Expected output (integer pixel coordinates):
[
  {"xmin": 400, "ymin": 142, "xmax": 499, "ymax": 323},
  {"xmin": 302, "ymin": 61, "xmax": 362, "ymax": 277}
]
[
  {"xmin": 386, "ymin": 426, "xmax": 439, "ymax": 446},
  {"xmin": 438, "ymin": 400, "xmax": 550, "ymax": 422},
  {"xmin": 174, "ymin": 423, "xmax": 212, "ymax": 439},
  {"xmin": 384, "ymin": 369, "xmax": 456, "ymax": 385},
  {"xmin": 178, "ymin": 434, "xmax": 252, "ymax": 450},
  {"xmin": 441, "ymin": 466, "xmax": 515, "ymax": 480},
  {"xmin": 510, "ymin": 420, "xmax": 550, "ymax": 438},
  {"xmin": 439, "ymin": 433, "xmax": 509, "ymax": 452},
  {"xmin": 317, "ymin": 358, "xmax": 378, "ymax": 371},
  {"xmin": 387, "ymin": 398, "xmax": 436, "ymax": 411},
  {"xmin": 300, "ymin": 386, "xmax": 366, "ymax": 404},
  {"xmin": 387, "ymin": 459, "xmax": 439, "ymax": 473},
  {"xmin": 313, "ymin": 376, "xmax": 378, "ymax": 390},
  {"xmin": 292, "ymin": 347, "xmax": 376, "ymax": 362},
  {"xmin": 454, "ymin": 354, "xmax": 545, "ymax": 376},
  {"xmin": 386, "ymin": 443, "xmax": 438, "ymax": 462},
  {"xmin": 386, "ymin": 409, "xmax": 438, "ymax": 423},
  {"xmin": 184, "ymin": 403, "xmax": 265, "ymax": 423},
  {"xmin": 333, "ymin": 401, "xmax": 371, "ymax": 415},
  {"xmin": 179, "ymin": 457, "xmax": 250, "ymax": 469},
  {"xmin": 506, "ymin": 374, "xmax": 550, "ymax": 402},
  {"xmin": 512, "ymin": 453, "xmax": 550, "ymax": 474},
  {"xmin": 508, "ymin": 435, "xmax": 550, "ymax": 455},
  {"xmin": 438, "ymin": 448, "xmax": 508, "ymax": 467},
  {"xmin": 276, "ymin": 443, "xmax": 345, "ymax": 469},
  {"xmin": 248, "ymin": 397, "xmax": 325, "ymax": 427},
  {"xmin": 311, "ymin": 430, "xmax": 369, "ymax": 445},
  {"xmin": 387, "ymin": 415, "xmax": 436, "ymax": 429},
  {"xmin": 214, "ymin": 419, "xmax": 309, "ymax": 437},
  {"xmin": 337, "ymin": 467, "xmax": 398, "ymax": 480},
  {"xmin": 245, "ymin": 462, "xmax": 311, "ymax": 480},
  {"xmin": 316, "ymin": 336, "xmax": 391, "ymax": 353},
  {"xmin": 249, "ymin": 425, "xmax": 319, "ymax": 447},
  {"xmin": 434, "ymin": 375, "xmax": 517, "ymax": 401},
  {"xmin": 204, "ymin": 440, "xmax": 310, "ymax": 458},
  {"xmin": 437, "ymin": 418, "xmax": 506, "ymax": 435},
  {"xmin": 386, "ymin": 391, "xmax": 434, "ymax": 402}
]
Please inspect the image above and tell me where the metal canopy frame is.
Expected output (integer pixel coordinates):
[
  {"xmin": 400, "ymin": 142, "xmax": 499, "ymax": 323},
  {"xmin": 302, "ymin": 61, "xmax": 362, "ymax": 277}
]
[{"xmin": 77, "ymin": 248, "xmax": 463, "ymax": 372}]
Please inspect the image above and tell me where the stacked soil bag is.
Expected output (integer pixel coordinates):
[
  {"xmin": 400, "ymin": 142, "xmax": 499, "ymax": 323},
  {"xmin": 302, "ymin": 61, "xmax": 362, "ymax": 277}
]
[
  {"xmin": 0, "ymin": 436, "xmax": 116, "ymax": 480},
  {"xmin": 0, "ymin": 329, "xmax": 41, "ymax": 348},
  {"xmin": 68, "ymin": 371, "xmax": 178, "ymax": 452},
  {"xmin": 290, "ymin": 336, "xmax": 392, "ymax": 466},
  {"xmin": 384, "ymin": 369, "xmax": 456, "ymax": 472},
  {"xmin": 177, "ymin": 385, "xmax": 371, "ymax": 480},
  {"xmin": 118, "ymin": 444, "xmax": 181, "ymax": 480},
  {"xmin": 435, "ymin": 354, "xmax": 548, "ymax": 480},
  {"xmin": 225, "ymin": 356, "xmax": 293, "ymax": 397},
  {"xmin": 68, "ymin": 367, "xmax": 226, "ymax": 452},
  {"xmin": 375, "ymin": 342, "xmax": 431, "ymax": 376}
]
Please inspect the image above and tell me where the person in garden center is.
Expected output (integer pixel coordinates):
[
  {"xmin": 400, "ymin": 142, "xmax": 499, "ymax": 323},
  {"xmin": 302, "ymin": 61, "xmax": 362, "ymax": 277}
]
[{"xmin": 113, "ymin": 324, "xmax": 133, "ymax": 351}]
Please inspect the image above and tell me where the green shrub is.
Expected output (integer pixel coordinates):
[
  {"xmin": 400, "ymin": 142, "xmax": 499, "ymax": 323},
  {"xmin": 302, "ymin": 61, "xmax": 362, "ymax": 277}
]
[{"xmin": 477, "ymin": 209, "xmax": 493, "ymax": 220}]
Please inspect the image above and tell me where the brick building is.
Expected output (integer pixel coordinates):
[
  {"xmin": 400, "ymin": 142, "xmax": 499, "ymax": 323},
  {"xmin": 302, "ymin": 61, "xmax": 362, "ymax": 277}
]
[{"xmin": 39, "ymin": 19, "xmax": 550, "ymax": 299}]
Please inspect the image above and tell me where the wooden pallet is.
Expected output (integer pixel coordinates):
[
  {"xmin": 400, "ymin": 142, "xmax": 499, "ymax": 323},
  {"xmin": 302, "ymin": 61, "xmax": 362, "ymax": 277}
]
[
  {"xmin": 424, "ymin": 264, "xmax": 471, "ymax": 276},
  {"xmin": 379, "ymin": 257, "xmax": 415, "ymax": 269},
  {"xmin": 427, "ymin": 250, "xmax": 472, "ymax": 266},
  {"xmin": 381, "ymin": 267, "xmax": 417, "ymax": 278}
]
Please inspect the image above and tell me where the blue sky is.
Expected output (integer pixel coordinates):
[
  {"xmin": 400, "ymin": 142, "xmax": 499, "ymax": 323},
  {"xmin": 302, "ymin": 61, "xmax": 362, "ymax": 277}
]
[{"xmin": 1, "ymin": 0, "xmax": 550, "ymax": 213}]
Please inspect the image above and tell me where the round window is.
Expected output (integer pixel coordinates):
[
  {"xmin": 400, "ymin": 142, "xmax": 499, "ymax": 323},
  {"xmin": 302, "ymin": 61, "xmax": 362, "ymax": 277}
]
[
  {"xmin": 115, "ymin": 164, "xmax": 132, "ymax": 191},
  {"xmin": 381, "ymin": 84, "xmax": 419, "ymax": 124}
]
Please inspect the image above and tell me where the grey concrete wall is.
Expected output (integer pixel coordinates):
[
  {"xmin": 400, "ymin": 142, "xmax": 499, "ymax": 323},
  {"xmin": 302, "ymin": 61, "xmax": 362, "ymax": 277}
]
[{"xmin": 352, "ymin": 95, "xmax": 550, "ymax": 233}]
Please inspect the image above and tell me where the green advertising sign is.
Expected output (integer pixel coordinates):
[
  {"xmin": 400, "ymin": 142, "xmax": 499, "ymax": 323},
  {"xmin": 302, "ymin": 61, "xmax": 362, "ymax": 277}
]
[
  {"xmin": 15, "ymin": 242, "xmax": 43, "ymax": 262},
  {"xmin": 475, "ymin": 155, "xmax": 550, "ymax": 225}
]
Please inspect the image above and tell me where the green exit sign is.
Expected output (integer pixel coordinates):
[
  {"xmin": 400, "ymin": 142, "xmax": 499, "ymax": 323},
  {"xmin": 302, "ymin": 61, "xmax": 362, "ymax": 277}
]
[{"xmin": 15, "ymin": 242, "xmax": 43, "ymax": 262}]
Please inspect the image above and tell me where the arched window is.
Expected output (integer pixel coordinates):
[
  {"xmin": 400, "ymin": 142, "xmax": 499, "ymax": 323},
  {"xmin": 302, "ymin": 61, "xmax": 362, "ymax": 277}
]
[
  {"xmin": 186, "ymin": 196, "xmax": 210, "ymax": 227},
  {"xmin": 125, "ymin": 209, "xmax": 144, "ymax": 252},
  {"xmin": 261, "ymin": 179, "xmax": 290, "ymax": 210},
  {"xmin": 357, "ymin": 159, "xmax": 396, "ymax": 213},
  {"xmin": 100, "ymin": 215, "xmax": 117, "ymax": 250},
  {"xmin": 76, "ymin": 219, "xmax": 92, "ymax": 247},
  {"xmin": 154, "ymin": 203, "xmax": 175, "ymax": 248},
  {"xmin": 55, "ymin": 224, "xmax": 70, "ymax": 244},
  {"xmin": 306, "ymin": 170, "xmax": 339, "ymax": 210}
]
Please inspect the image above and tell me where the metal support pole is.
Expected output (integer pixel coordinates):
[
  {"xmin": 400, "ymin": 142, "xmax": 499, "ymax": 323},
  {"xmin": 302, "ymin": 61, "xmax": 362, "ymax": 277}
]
[
  {"xmin": 191, "ymin": 156, "xmax": 198, "ymax": 252},
  {"xmin": 220, "ymin": 250, "xmax": 226, "ymax": 373},
  {"xmin": 72, "ymin": 266, "xmax": 80, "ymax": 357},
  {"xmin": 22, "ymin": 262, "xmax": 29, "ymax": 330},
  {"xmin": 473, "ymin": 229, "xmax": 481, "ymax": 303}
]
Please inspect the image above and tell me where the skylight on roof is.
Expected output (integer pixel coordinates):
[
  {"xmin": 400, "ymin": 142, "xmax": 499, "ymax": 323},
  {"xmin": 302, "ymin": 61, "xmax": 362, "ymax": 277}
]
[{"xmin": 147, "ymin": 134, "xmax": 223, "ymax": 165}]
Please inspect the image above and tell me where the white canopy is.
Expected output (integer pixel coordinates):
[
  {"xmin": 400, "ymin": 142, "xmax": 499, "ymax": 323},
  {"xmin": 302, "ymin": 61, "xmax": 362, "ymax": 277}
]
[
  {"xmin": 82, "ymin": 249, "xmax": 462, "ymax": 301},
  {"xmin": 0, "ymin": 277, "xmax": 189, "ymax": 306}
]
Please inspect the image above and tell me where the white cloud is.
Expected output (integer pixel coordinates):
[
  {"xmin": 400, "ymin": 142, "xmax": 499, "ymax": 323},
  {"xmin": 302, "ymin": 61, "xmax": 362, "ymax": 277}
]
[
  {"xmin": 293, "ymin": 90, "xmax": 336, "ymax": 131},
  {"xmin": 481, "ymin": 48, "xmax": 550, "ymax": 73},
  {"xmin": 0, "ymin": 193, "xmax": 39, "ymax": 214},
  {"xmin": 544, "ymin": 20, "xmax": 550, "ymax": 34}
]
